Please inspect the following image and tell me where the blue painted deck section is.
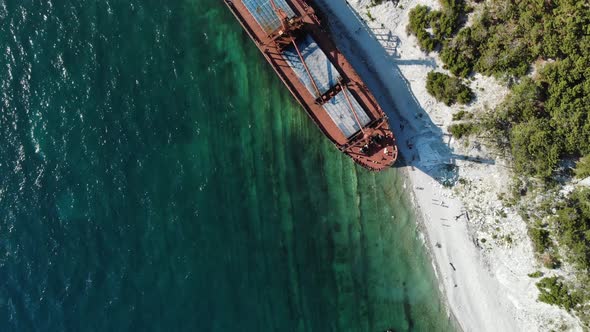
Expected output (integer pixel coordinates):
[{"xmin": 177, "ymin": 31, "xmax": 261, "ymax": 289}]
[
  {"xmin": 282, "ymin": 35, "xmax": 341, "ymax": 98},
  {"xmin": 323, "ymin": 90, "xmax": 371, "ymax": 138},
  {"xmin": 242, "ymin": 0, "xmax": 296, "ymax": 34}
]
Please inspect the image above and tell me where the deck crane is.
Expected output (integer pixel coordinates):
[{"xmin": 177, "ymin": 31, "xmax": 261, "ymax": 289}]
[{"xmin": 268, "ymin": 0, "xmax": 322, "ymax": 99}]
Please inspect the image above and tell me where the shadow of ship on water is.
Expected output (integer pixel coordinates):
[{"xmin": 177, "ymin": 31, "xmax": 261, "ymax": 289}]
[{"xmin": 312, "ymin": 0, "xmax": 496, "ymax": 186}]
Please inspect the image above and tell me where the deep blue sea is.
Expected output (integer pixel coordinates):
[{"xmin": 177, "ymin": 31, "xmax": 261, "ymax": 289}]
[{"xmin": 0, "ymin": 0, "xmax": 455, "ymax": 331}]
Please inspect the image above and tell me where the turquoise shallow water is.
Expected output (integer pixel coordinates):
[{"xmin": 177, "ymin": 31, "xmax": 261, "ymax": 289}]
[{"xmin": 0, "ymin": 0, "xmax": 455, "ymax": 331}]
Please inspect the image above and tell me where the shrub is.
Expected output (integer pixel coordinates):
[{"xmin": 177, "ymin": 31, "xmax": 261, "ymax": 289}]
[
  {"xmin": 528, "ymin": 225, "xmax": 552, "ymax": 254},
  {"xmin": 412, "ymin": 0, "xmax": 590, "ymax": 184},
  {"xmin": 541, "ymin": 252, "xmax": 561, "ymax": 269},
  {"xmin": 510, "ymin": 118, "xmax": 560, "ymax": 179},
  {"xmin": 407, "ymin": 1, "xmax": 466, "ymax": 52},
  {"xmin": 574, "ymin": 155, "xmax": 590, "ymax": 179},
  {"xmin": 441, "ymin": 27, "xmax": 480, "ymax": 77},
  {"xmin": 407, "ymin": 5, "xmax": 438, "ymax": 52},
  {"xmin": 536, "ymin": 277, "xmax": 580, "ymax": 311},
  {"xmin": 448, "ymin": 123, "xmax": 476, "ymax": 139},
  {"xmin": 553, "ymin": 188, "xmax": 590, "ymax": 271},
  {"xmin": 407, "ymin": 5, "xmax": 431, "ymax": 30},
  {"xmin": 426, "ymin": 72, "xmax": 474, "ymax": 106},
  {"xmin": 452, "ymin": 110, "xmax": 467, "ymax": 121},
  {"xmin": 484, "ymin": 78, "xmax": 542, "ymax": 135}
]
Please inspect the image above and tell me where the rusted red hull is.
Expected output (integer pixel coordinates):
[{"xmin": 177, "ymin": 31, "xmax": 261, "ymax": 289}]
[{"xmin": 224, "ymin": 0, "xmax": 398, "ymax": 171}]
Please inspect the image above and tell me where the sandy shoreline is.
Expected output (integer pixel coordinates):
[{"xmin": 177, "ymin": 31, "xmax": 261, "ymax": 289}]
[
  {"xmin": 398, "ymin": 166, "xmax": 463, "ymax": 330},
  {"xmin": 313, "ymin": 0, "xmax": 583, "ymax": 330}
]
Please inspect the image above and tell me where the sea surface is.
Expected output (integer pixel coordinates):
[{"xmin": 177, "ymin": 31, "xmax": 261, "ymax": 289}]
[{"xmin": 0, "ymin": 0, "xmax": 455, "ymax": 331}]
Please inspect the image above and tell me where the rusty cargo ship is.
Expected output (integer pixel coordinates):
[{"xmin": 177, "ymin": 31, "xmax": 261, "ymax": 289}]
[{"xmin": 224, "ymin": 0, "xmax": 398, "ymax": 171}]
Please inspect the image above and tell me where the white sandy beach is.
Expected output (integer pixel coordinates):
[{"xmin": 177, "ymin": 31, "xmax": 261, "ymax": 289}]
[{"xmin": 313, "ymin": 0, "xmax": 583, "ymax": 330}]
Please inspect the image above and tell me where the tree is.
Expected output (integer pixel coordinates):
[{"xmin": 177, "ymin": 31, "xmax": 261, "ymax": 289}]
[
  {"xmin": 407, "ymin": 1, "xmax": 467, "ymax": 52},
  {"xmin": 510, "ymin": 118, "xmax": 559, "ymax": 178},
  {"xmin": 440, "ymin": 27, "xmax": 479, "ymax": 77},
  {"xmin": 553, "ymin": 188, "xmax": 590, "ymax": 270}
]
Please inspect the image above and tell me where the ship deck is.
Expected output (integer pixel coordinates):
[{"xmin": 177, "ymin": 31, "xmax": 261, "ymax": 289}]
[{"xmin": 281, "ymin": 34, "xmax": 340, "ymax": 98}]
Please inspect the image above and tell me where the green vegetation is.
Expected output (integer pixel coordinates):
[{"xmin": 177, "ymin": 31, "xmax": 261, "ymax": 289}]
[
  {"xmin": 452, "ymin": 109, "xmax": 472, "ymax": 121},
  {"xmin": 448, "ymin": 1, "xmax": 589, "ymax": 179},
  {"xmin": 575, "ymin": 155, "xmax": 590, "ymax": 179},
  {"xmin": 407, "ymin": 0, "xmax": 466, "ymax": 52},
  {"xmin": 536, "ymin": 277, "xmax": 581, "ymax": 311},
  {"xmin": 528, "ymin": 271, "xmax": 544, "ymax": 278},
  {"xmin": 440, "ymin": 27, "xmax": 480, "ymax": 77},
  {"xmin": 411, "ymin": 1, "xmax": 590, "ymax": 178},
  {"xmin": 439, "ymin": 1, "xmax": 583, "ymax": 79},
  {"xmin": 406, "ymin": 0, "xmax": 590, "ymax": 319},
  {"xmin": 528, "ymin": 220, "xmax": 560, "ymax": 269},
  {"xmin": 553, "ymin": 188, "xmax": 590, "ymax": 271},
  {"xmin": 366, "ymin": 9, "xmax": 376, "ymax": 22},
  {"xmin": 426, "ymin": 72, "xmax": 474, "ymax": 106},
  {"xmin": 448, "ymin": 123, "xmax": 476, "ymax": 139},
  {"xmin": 523, "ymin": 187, "xmax": 590, "ymax": 318},
  {"xmin": 510, "ymin": 119, "xmax": 560, "ymax": 179},
  {"xmin": 407, "ymin": 5, "xmax": 438, "ymax": 52},
  {"xmin": 541, "ymin": 253, "xmax": 561, "ymax": 270},
  {"xmin": 528, "ymin": 224, "xmax": 552, "ymax": 254}
]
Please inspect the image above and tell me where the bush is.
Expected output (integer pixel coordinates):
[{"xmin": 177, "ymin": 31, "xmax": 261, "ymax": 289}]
[
  {"xmin": 448, "ymin": 123, "xmax": 476, "ymax": 139},
  {"xmin": 426, "ymin": 72, "xmax": 474, "ymax": 106},
  {"xmin": 482, "ymin": 78, "xmax": 542, "ymax": 136},
  {"xmin": 407, "ymin": 1, "xmax": 466, "ymax": 52},
  {"xmin": 529, "ymin": 225, "xmax": 552, "ymax": 254},
  {"xmin": 540, "ymin": 58, "xmax": 590, "ymax": 156},
  {"xmin": 574, "ymin": 155, "xmax": 590, "ymax": 179},
  {"xmin": 528, "ymin": 271, "xmax": 544, "ymax": 278},
  {"xmin": 409, "ymin": 0, "xmax": 590, "ymax": 185},
  {"xmin": 510, "ymin": 118, "xmax": 560, "ymax": 179},
  {"xmin": 452, "ymin": 110, "xmax": 472, "ymax": 121},
  {"xmin": 366, "ymin": 10, "xmax": 376, "ymax": 22},
  {"xmin": 441, "ymin": 27, "xmax": 480, "ymax": 77},
  {"xmin": 553, "ymin": 188, "xmax": 590, "ymax": 271},
  {"xmin": 407, "ymin": 5, "xmax": 438, "ymax": 52},
  {"xmin": 404, "ymin": 0, "xmax": 590, "ymax": 324},
  {"xmin": 536, "ymin": 277, "xmax": 580, "ymax": 311},
  {"xmin": 407, "ymin": 5, "xmax": 431, "ymax": 30},
  {"xmin": 449, "ymin": 1, "xmax": 590, "ymax": 182},
  {"xmin": 541, "ymin": 252, "xmax": 560, "ymax": 269}
]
